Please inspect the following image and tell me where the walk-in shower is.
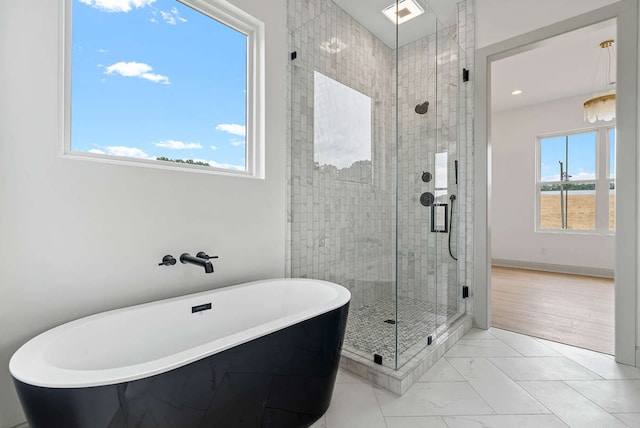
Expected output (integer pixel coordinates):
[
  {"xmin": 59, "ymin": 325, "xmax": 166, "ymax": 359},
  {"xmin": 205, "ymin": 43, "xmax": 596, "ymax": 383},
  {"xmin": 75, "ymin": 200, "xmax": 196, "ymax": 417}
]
[{"xmin": 287, "ymin": 0, "xmax": 473, "ymax": 389}]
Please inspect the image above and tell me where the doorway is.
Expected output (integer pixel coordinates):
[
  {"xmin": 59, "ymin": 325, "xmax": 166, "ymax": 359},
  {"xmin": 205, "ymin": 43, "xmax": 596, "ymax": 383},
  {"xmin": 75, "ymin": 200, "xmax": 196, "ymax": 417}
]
[
  {"xmin": 473, "ymin": 1, "xmax": 638, "ymax": 366},
  {"xmin": 488, "ymin": 20, "xmax": 616, "ymax": 354}
]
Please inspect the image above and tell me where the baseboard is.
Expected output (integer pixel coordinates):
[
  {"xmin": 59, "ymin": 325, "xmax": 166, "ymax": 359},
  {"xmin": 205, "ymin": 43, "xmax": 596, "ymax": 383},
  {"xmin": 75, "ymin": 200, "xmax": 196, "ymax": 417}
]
[{"xmin": 491, "ymin": 258, "xmax": 614, "ymax": 279}]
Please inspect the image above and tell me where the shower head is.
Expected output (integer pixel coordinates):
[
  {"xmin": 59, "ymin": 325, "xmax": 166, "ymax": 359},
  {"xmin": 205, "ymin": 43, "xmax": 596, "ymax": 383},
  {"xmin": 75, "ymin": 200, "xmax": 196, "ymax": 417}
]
[{"xmin": 415, "ymin": 101, "xmax": 429, "ymax": 115}]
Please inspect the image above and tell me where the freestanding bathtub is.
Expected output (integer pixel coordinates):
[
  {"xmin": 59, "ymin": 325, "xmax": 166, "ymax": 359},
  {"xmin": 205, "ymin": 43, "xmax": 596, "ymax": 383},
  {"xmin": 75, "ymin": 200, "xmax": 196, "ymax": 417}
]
[{"xmin": 10, "ymin": 279, "xmax": 350, "ymax": 428}]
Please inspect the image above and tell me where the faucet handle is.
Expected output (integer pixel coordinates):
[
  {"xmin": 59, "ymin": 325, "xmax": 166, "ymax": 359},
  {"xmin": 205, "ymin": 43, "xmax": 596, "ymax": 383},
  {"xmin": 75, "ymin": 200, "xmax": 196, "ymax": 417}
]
[
  {"xmin": 196, "ymin": 252, "xmax": 218, "ymax": 260},
  {"xmin": 158, "ymin": 255, "xmax": 177, "ymax": 266}
]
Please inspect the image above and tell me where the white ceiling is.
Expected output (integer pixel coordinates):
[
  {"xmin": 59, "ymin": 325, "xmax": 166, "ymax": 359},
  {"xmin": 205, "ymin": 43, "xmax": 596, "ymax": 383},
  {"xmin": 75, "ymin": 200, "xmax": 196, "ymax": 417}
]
[
  {"xmin": 491, "ymin": 19, "xmax": 616, "ymax": 112},
  {"xmin": 331, "ymin": 0, "xmax": 458, "ymax": 48}
]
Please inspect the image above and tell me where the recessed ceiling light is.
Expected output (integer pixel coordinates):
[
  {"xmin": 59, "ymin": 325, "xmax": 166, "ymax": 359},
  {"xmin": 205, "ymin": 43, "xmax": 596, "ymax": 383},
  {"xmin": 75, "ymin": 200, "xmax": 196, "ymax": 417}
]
[
  {"xmin": 382, "ymin": 0, "xmax": 425, "ymax": 25},
  {"xmin": 511, "ymin": 90, "xmax": 523, "ymax": 95}
]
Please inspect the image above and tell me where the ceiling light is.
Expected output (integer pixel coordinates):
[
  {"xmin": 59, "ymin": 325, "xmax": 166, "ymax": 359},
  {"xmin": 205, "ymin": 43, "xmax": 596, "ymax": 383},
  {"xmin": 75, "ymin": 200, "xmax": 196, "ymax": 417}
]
[
  {"xmin": 382, "ymin": 0, "xmax": 425, "ymax": 25},
  {"xmin": 584, "ymin": 40, "xmax": 616, "ymax": 123},
  {"xmin": 511, "ymin": 90, "xmax": 523, "ymax": 95}
]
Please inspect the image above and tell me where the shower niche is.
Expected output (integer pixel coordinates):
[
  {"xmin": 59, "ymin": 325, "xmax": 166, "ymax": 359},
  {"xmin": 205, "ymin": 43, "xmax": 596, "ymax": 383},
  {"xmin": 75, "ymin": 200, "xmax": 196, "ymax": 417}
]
[{"xmin": 288, "ymin": 0, "xmax": 473, "ymax": 393}]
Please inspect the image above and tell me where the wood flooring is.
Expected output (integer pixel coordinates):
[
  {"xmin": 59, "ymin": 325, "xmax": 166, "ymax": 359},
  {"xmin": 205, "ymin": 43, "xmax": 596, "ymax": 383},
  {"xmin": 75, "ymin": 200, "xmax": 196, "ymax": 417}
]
[{"xmin": 491, "ymin": 266, "xmax": 614, "ymax": 355}]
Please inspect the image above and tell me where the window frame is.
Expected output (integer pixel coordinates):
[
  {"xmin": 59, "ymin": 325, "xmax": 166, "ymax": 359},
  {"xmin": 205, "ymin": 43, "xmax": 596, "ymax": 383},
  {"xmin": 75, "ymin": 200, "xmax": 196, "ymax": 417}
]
[
  {"xmin": 61, "ymin": 0, "xmax": 265, "ymax": 178},
  {"xmin": 535, "ymin": 126, "xmax": 615, "ymax": 234}
]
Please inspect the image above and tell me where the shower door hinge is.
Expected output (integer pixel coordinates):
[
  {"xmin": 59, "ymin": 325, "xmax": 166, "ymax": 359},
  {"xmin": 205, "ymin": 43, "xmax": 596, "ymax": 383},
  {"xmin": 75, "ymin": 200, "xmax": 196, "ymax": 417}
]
[
  {"xmin": 463, "ymin": 68, "xmax": 470, "ymax": 82},
  {"xmin": 374, "ymin": 354, "xmax": 383, "ymax": 365},
  {"xmin": 462, "ymin": 286, "xmax": 469, "ymax": 299},
  {"xmin": 290, "ymin": 51, "xmax": 297, "ymax": 60}
]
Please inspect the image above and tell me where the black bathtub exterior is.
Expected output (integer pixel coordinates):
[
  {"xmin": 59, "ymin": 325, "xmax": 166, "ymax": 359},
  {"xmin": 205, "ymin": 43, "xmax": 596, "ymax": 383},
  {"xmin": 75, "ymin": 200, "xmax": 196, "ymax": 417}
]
[{"xmin": 14, "ymin": 303, "xmax": 349, "ymax": 428}]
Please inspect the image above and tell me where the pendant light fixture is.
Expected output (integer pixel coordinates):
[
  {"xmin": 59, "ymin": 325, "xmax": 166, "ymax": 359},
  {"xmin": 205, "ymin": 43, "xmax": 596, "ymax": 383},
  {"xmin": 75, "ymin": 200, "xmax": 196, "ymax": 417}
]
[{"xmin": 584, "ymin": 39, "xmax": 616, "ymax": 123}]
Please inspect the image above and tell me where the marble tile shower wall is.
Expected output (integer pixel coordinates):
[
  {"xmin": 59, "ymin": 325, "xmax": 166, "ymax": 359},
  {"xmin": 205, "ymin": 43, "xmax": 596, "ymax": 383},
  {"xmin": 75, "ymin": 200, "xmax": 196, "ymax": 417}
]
[
  {"xmin": 288, "ymin": 0, "xmax": 396, "ymax": 309},
  {"xmin": 286, "ymin": 0, "xmax": 476, "ymax": 316},
  {"xmin": 396, "ymin": 27, "xmax": 463, "ymax": 311}
]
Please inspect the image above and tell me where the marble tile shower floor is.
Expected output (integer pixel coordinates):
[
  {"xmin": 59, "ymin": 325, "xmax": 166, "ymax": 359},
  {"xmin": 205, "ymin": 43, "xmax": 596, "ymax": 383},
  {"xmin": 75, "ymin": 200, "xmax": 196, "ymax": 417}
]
[{"xmin": 344, "ymin": 298, "xmax": 457, "ymax": 366}]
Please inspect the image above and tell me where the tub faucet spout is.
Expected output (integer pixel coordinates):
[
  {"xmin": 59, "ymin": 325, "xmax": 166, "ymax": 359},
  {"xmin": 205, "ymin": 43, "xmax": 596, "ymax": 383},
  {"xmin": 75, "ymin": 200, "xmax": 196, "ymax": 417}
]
[{"xmin": 180, "ymin": 253, "xmax": 214, "ymax": 273}]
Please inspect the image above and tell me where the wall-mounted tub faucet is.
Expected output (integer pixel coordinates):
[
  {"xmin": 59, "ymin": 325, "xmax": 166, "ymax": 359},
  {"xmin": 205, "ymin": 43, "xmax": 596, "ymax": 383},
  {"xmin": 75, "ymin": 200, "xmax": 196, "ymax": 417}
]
[{"xmin": 180, "ymin": 252, "xmax": 217, "ymax": 273}]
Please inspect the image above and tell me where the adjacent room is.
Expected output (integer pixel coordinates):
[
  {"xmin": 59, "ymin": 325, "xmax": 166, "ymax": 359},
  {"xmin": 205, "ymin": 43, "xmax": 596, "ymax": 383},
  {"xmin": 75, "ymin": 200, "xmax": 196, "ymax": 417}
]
[{"xmin": 490, "ymin": 19, "xmax": 617, "ymax": 355}]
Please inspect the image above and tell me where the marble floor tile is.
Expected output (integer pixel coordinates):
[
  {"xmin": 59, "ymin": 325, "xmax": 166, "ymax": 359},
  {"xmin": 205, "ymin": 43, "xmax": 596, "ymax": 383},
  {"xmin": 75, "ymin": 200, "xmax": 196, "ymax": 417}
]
[
  {"xmin": 374, "ymin": 382, "xmax": 494, "ymax": 416},
  {"xmin": 488, "ymin": 328, "xmax": 561, "ymax": 356},
  {"xmin": 309, "ymin": 414, "xmax": 326, "ymax": 428},
  {"xmin": 320, "ymin": 332, "xmax": 640, "ymax": 428},
  {"xmin": 442, "ymin": 414, "xmax": 567, "ymax": 428},
  {"xmin": 336, "ymin": 369, "xmax": 365, "ymax": 383},
  {"xmin": 519, "ymin": 381, "xmax": 628, "ymax": 428},
  {"xmin": 444, "ymin": 339, "xmax": 521, "ymax": 358},
  {"xmin": 325, "ymin": 383, "xmax": 387, "ymax": 428},
  {"xmin": 418, "ymin": 356, "xmax": 465, "ymax": 382},
  {"xmin": 565, "ymin": 380, "xmax": 640, "ymax": 413},
  {"xmin": 489, "ymin": 356, "xmax": 602, "ymax": 380},
  {"xmin": 537, "ymin": 338, "xmax": 640, "ymax": 380},
  {"xmin": 384, "ymin": 416, "xmax": 448, "ymax": 428},
  {"xmin": 447, "ymin": 357, "xmax": 549, "ymax": 414},
  {"xmin": 613, "ymin": 413, "xmax": 640, "ymax": 427},
  {"xmin": 461, "ymin": 328, "xmax": 496, "ymax": 340}
]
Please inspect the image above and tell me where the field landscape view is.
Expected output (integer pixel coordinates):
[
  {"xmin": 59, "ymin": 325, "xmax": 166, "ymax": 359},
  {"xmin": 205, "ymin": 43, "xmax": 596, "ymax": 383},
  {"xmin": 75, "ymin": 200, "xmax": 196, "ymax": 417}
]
[
  {"xmin": 540, "ymin": 191, "xmax": 615, "ymax": 230},
  {"xmin": 539, "ymin": 129, "xmax": 615, "ymax": 231}
]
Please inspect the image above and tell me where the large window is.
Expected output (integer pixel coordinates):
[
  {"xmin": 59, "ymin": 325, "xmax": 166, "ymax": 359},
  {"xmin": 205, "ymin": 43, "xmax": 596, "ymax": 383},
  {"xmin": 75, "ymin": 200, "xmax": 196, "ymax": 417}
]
[
  {"xmin": 537, "ymin": 127, "xmax": 615, "ymax": 233},
  {"xmin": 65, "ymin": 0, "xmax": 264, "ymax": 177}
]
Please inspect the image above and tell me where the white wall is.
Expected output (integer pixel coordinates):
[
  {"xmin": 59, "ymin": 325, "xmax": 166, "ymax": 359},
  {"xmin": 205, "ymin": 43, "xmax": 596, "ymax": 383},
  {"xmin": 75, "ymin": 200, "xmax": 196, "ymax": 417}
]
[
  {"xmin": 476, "ymin": 0, "xmax": 619, "ymax": 49},
  {"xmin": 0, "ymin": 0, "xmax": 287, "ymax": 426},
  {"xmin": 491, "ymin": 95, "xmax": 615, "ymax": 271}
]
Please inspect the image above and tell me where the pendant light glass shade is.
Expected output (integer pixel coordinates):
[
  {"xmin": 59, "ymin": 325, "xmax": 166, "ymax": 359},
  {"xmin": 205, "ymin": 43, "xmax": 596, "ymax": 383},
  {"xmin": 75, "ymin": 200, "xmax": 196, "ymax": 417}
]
[{"xmin": 584, "ymin": 40, "xmax": 616, "ymax": 123}]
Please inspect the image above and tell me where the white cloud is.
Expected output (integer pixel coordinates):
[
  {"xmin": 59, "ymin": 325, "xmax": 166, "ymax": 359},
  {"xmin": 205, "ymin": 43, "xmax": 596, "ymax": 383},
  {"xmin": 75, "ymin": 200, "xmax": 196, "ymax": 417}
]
[
  {"xmin": 209, "ymin": 160, "xmax": 245, "ymax": 171},
  {"xmin": 78, "ymin": 0, "xmax": 155, "ymax": 13},
  {"xmin": 542, "ymin": 174, "xmax": 561, "ymax": 182},
  {"xmin": 105, "ymin": 61, "xmax": 170, "ymax": 84},
  {"xmin": 572, "ymin": 172, "xmax": 596, "ymax": 180},
  {"xmin": 141, "ymin": 72, "xmax": 169, "ymax": 84},
  {"xmin": 210, "ymin": 145, "xmax": 218, "ymax": 151},
  {"xmin": 173, "ymin": 158, "xmax": 244, "ymax": 170},
  {"xmin": 216, "ymin": 124, "xmax": 246, "ymax": 137},
  {"xmin": 230, "ymin": 140, "xmax": 245, "ymax": 147},
  {"xmin": 160, "ymin": 10, "xmax": 176, "ymax": 25},
  {"xmin": 88, "ymin": 148, "xmax": 106, "ymax": 154},
  {"xmin": 105, "ymin": 146, "xmax": 150, "ymax": 158},
  {"xmin": 159, "ymin": 7, "xmax": 187, "ymax": 25},
  {"xmin": 150, "ymin": 18, "xmax": 158, "ymax": 23},
  {"xmin": 97, "ymin": 49, "xmax": 109, "ymax": 53},
  {"xmin": 155, "ymin": 140, "xmax": 202, "ymax": 150},
  {"xmin": 105, "ymin": 61, "xmax": 150, "ymax": 76}
]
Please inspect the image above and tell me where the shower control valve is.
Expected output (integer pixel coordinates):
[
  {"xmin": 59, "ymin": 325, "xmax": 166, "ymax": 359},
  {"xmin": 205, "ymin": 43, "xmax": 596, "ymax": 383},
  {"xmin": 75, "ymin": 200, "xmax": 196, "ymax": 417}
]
[{"xmin": 421, "ymin": 171, "xmax": 432, "ymax": 183}]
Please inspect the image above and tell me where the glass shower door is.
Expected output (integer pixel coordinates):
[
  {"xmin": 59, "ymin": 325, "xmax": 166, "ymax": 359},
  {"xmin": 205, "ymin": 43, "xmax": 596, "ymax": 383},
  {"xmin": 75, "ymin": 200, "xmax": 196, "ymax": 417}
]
[
  {"xmin": 395, "ymin": 1, "xmax": 467, "ymax": 367},
  {"xmin": 289, "ymin": 3, "xmax": 397, "ymax": 369},
  {"xmin": 394, "ymin": 0, "xmax": 440, "ymax": 368}
]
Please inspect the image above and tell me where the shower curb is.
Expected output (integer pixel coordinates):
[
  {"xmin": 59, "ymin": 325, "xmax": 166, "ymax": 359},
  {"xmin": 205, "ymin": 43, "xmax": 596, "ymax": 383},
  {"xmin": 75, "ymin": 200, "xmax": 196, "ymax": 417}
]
[{"xmin": 339, "ymin": 314, "xmax": 473, "ymax": 395}]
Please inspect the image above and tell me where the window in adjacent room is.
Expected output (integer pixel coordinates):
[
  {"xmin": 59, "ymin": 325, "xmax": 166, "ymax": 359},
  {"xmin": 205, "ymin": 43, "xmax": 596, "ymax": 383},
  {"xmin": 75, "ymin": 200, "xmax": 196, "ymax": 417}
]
[
  {"xmin": 65, "ymin": 0, "xmax": 264, "ymax": 177},
  {"xmin": 537, "ymin": 127, "xmax": 615, "ymax": 233}
]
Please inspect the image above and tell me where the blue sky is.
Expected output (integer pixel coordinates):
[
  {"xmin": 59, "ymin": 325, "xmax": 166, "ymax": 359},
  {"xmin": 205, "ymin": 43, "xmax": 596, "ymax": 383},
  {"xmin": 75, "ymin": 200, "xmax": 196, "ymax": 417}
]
[
  {"xmin": 71, "ymin": 0, "xmax": 247, "ymax": 170},
  {"xmin": 540, "ymin": 132, "xmax": 597, "ymax": 182}
]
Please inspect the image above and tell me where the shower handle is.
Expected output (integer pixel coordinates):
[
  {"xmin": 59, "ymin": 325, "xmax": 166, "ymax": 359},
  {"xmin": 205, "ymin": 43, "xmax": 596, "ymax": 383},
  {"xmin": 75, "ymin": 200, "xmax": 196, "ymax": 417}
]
[{"xmin": 454, "ymin": 160, "xmax": 458, "ymax": 185}]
